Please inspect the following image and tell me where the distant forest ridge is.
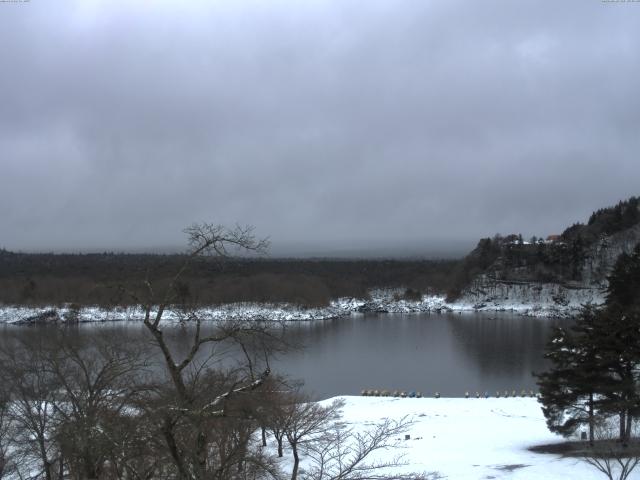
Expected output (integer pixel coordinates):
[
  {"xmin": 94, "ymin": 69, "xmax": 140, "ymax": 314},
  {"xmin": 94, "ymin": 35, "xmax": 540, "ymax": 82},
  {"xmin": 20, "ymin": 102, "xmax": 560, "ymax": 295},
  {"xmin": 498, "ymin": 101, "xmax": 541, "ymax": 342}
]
[
  {"xmin": 1, "ymin": 196, "xmax": 638, "ymax": 307},
  {"xmin": 0, "ymin": 252, "xmax": 458, "ymax": 307}
]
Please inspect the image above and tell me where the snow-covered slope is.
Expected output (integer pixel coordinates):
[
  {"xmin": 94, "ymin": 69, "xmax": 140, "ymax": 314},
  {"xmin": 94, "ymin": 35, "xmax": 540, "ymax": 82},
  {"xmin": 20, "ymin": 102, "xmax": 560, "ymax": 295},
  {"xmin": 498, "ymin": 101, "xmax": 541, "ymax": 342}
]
[{"xmin": 302, "ymin": 396, "xmax": 611, "ymax": 480}]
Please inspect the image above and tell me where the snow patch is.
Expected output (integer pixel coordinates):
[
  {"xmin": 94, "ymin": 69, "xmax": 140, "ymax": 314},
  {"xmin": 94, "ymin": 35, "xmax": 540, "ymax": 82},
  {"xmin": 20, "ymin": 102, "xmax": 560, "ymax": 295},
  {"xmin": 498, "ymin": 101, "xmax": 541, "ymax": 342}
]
[{"xmin": 304, "ymin": 396, "xmax": 605, "ymax": 480}]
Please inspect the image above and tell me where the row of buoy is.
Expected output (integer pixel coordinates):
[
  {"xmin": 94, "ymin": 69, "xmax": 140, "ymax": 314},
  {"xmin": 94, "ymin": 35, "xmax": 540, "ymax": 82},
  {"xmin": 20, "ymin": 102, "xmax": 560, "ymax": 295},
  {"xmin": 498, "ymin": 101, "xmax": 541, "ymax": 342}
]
[
  {"xmin": 464, "ymin": 390, "xmax": 538, "ymax": 398},
  {"xmin": 361, "ymin": 390, "xmax": 423, "ymax": 398},
  {"xmin": 361, "ymin": 389, "xmax": 539, "ymax": 398}
]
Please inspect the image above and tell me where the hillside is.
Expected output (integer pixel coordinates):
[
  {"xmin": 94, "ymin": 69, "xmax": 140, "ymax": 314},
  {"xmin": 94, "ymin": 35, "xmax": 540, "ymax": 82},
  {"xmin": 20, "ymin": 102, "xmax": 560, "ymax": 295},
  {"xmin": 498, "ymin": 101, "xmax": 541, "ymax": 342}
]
[{"xmin": 449, "ymin": 196, "xmax": 640, "ymax": 312}]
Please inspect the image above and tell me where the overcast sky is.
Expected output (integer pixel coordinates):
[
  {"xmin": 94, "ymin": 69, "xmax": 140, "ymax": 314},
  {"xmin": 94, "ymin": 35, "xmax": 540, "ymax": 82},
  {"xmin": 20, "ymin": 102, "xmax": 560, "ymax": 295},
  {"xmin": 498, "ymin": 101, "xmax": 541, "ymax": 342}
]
[{"xmin": 1, "ymin": 0, "xmax": 639, "ymax": 257}]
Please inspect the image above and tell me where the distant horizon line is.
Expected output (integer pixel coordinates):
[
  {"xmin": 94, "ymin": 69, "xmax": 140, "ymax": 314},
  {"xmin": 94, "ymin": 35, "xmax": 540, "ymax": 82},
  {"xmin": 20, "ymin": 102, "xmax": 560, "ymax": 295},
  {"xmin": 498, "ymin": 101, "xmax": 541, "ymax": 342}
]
[{"xmin": 1, "ymin": 244, "xmax": 470, "ymax": 260}]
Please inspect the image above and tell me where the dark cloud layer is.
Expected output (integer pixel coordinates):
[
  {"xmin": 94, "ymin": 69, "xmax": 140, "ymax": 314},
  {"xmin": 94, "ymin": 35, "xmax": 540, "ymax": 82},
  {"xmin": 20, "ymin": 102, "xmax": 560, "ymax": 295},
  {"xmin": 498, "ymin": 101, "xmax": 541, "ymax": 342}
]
[{"xmin": 1, "ymin": 0, "xmax": 639, "ymax": 256}]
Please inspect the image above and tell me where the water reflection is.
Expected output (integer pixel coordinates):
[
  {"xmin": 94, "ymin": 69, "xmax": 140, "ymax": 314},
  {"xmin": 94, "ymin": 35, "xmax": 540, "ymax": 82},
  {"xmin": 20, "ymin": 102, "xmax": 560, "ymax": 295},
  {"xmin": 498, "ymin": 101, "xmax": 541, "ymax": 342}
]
[
  {"xmin": 274, "ymin": 312, "xmax": 568, "ymax": 398},
  {"xmin": 447, "ymin": 314, "xmax": 565, "ymax": 392},
  {"xmin": 0, "ymin": 312, "xmax": 567, "ymax": 399}
]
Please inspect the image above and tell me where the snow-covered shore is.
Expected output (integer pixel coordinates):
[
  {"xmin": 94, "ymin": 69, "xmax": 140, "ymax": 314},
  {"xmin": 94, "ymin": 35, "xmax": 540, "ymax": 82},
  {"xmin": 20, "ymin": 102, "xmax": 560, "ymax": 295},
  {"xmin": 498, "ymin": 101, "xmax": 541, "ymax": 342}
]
[
  {"xmin": 0, "ymin": 287, "xmax": 592, "ymax": 325},
  {"xmin": 303, "ymin": 396, "xmax": 607, "ymax": 480}
]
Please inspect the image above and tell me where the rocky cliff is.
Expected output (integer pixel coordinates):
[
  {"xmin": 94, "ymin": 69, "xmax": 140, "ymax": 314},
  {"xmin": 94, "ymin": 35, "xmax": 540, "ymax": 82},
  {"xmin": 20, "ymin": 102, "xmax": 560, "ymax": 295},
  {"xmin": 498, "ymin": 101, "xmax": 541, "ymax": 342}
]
[
  {"xmin": 457, "ymin": 218, "xmax": 640, "ymax": 316},
  {"xmin": 580, "ymin": 223, "xmax": 640, "ymax": 285}
]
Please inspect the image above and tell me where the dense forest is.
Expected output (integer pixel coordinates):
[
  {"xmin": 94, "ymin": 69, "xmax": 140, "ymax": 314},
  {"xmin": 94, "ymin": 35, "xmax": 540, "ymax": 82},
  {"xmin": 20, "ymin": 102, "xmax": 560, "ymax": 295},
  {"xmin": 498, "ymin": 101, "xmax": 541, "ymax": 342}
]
[{"xmin": 0, "ymin": 251, "xmax": 458, "ymax": 307}]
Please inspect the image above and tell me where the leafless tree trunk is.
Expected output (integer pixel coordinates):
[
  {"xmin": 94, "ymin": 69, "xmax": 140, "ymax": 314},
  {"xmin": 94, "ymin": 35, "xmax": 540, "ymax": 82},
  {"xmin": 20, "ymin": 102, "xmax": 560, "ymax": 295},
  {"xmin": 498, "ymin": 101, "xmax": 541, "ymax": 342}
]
[
  {"xmin": 261, "ymin": 426, "xmax": 267, "ymax": 448},
  {"xmin": 0, "ymin": 396, "xmax": 16, "ymax": 480},
  {"xmin": 122, "ymin": 223, "xmax": 287, "ymax": 480},
  {"xmin": 283, "ymin": 396, "xmax": 343, "ymax": 480}
]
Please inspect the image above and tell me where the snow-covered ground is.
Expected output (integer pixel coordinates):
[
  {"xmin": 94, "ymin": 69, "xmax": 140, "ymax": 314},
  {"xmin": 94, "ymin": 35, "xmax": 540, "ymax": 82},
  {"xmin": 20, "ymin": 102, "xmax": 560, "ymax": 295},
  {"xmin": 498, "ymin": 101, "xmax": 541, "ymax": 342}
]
[
  {"xmin": 298, "ymin": 396, "xmax": 614, "ymax": 480},
  {"xmin": 0, "ymin": 300, "xmax": 360, "ymax": 324},
  {"xmin": 0, "ymin": 287, "xmax": 592, "ymax": 324}
]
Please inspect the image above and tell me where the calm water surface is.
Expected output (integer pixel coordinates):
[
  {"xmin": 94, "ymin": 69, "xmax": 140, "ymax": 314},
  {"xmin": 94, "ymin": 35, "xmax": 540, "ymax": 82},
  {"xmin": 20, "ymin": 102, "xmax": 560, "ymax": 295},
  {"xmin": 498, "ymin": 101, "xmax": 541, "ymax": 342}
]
[
  {"xmin": 1, "ymin": 312, "xmax": 565, "ymax": 399},
  {"xmin": 274, "ymin": 312, "xmax": 564, "ymax": 398}
]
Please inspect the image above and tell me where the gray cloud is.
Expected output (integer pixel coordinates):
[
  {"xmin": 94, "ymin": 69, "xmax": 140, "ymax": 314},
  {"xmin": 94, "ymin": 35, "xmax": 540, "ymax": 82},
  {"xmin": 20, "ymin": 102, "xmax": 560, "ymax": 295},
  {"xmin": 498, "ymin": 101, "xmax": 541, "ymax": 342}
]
[{"xmin": 1, "ymin": 0, "xmax": 639, "ymax": 256}]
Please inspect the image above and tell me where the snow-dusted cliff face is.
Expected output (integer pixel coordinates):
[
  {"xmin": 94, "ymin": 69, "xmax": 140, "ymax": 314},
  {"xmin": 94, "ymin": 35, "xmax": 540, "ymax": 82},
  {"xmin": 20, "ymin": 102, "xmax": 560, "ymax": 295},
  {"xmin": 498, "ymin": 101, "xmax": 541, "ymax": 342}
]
[
  {"xmin": 456, "ymin": 277, "xmax": 605, "ymax": 317},
  {"xmin": 581, "ymin": 223, "xmax": 640, "ymax": 285},
  {"xmin": 457, "ymin": 223, "xmax": 640, "ymax": 315}
]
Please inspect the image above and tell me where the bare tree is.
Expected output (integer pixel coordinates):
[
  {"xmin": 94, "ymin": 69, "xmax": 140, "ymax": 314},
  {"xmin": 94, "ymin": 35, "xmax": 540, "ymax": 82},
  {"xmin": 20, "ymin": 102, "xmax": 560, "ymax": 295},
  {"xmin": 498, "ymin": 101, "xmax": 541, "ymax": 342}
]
[
  {"xmin": 582, "ymin": 422, "xmax": 640, "ymax": 480},
  {"xmin": 0, "ymin": 329, "xmax": 155, "ymax": 480},
  {"xmin": 45, "ymin": 331, "xmax": 151, "ymax": 480},
  {"xmin": 0, "ymin": 334, "xmax": 60, "ymax": 480},
  {"xmin": 0, "ymin": 394, "xmax": 16, "ymax": 479},
  {"xmin": 303, "ymin": 416, "xmax": 442, "ymax": 480},
  {"xmin": 122, "ymin": 223, "xmax": 287, "ymax": 480},
  {"xmin": 263, "ymin": 392, "xmax": 440, "ymax": 480},
  {"xmin": 257, "ymin": 377, "xmax": 303, "ymax": 457},
  {"xmin": 283, "ymin": 396, "xmax": 343, "ymax": 480}
]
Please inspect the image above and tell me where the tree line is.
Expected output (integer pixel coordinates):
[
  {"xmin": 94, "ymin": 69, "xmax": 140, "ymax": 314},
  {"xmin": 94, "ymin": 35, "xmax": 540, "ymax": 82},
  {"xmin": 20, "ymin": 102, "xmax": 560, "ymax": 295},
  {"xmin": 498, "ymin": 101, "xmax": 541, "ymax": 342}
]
[
  {"xmin": 562, "ymin": 196, "xmax": 640, "ymax": 244},
  {"xmin": 0, "ymin": 250, "xmax": 457, "ymax": 308}
]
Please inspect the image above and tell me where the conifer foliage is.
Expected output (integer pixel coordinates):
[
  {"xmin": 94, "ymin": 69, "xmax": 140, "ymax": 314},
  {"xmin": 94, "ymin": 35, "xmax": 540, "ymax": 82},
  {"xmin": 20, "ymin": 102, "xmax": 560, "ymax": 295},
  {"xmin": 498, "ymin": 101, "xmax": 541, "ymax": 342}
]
[{"xmin": 537, "ymin": 243, "xmax": 640, "ymax": 444}]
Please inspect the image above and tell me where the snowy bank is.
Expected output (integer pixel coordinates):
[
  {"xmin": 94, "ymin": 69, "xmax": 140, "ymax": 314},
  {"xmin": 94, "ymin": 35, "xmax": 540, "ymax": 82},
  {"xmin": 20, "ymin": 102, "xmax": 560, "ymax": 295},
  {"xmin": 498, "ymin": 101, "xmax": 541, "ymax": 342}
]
[
  {"xmin": 304, "ymin": 396, "xmax": 607, "ymax": 480},
  {"xmin": 0, "ymin": 286, "xmax": 592, "ymax": 324}
]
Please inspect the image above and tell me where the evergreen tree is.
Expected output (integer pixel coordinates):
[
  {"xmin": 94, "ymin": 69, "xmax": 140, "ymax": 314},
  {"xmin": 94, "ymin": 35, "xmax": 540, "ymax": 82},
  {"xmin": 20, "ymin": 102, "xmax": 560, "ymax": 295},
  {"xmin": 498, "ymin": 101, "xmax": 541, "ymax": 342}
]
[
  {"xmin": 589, "ymin": 308, "xmax": 640, "ymax": 443},
  {"xmin": 569, "ymin": 236, "xmax": 585, "ymax": 280},
  {"xmin": 606, "ymin": 244, "xmax": 640, "ymax": 312},
  {"xmin": 538, "ymin": 243, "xmax": 640, "ymax": 444},
  {"xmin": 595, "ymin": 243, "xmax": 640, "ymax": 442},
  {"xmin": 536, "ymin": 308, "xmax": 604, "ymax": 445}
]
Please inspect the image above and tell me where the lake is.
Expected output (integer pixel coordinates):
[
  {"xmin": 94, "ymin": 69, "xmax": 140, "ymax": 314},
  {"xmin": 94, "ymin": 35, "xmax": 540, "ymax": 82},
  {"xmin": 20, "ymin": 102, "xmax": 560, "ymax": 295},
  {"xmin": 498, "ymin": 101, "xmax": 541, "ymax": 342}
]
[
  {"xmin": 1, "ymin": 311, "xmax": 564, "ymax": 399},
  {"xmin": 275, "ymin": 312, "xmax": 564, "ymax": 398}
]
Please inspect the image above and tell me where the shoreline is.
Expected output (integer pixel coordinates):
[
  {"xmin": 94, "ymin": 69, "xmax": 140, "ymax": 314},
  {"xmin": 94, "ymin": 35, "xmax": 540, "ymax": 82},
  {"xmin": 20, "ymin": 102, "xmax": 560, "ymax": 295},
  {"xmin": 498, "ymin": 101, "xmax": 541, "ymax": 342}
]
[{"xmin": 0, "ymin": 287, "xmax": 593, "ymax": 325}]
